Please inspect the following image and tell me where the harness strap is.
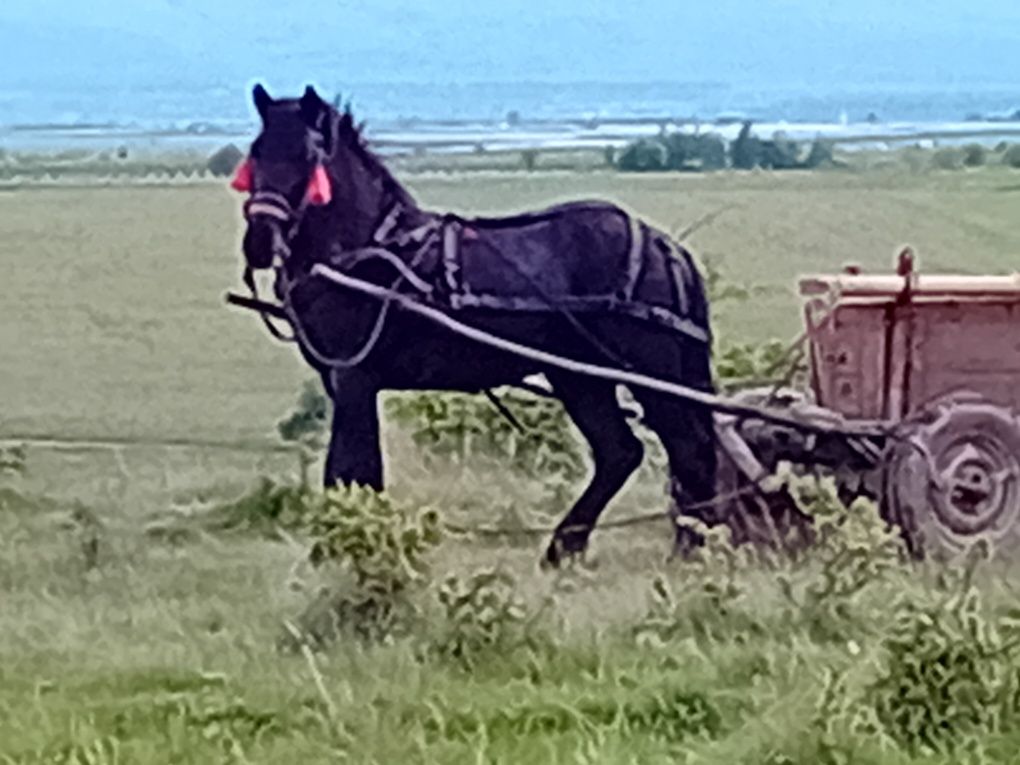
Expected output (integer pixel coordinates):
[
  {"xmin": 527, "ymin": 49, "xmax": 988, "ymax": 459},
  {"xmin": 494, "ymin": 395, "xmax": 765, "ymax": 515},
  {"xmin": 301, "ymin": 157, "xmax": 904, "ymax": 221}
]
[{"xmin": 243, "ymin": 266, "xmax": 295, "ymax": 342}]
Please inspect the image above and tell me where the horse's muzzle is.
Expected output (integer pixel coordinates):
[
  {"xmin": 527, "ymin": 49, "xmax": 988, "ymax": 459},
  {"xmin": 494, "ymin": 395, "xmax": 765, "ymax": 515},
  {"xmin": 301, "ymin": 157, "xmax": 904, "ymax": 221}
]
[{"xmin": 242, "ymin": 216, "xmax": 289, "ymax": 270}]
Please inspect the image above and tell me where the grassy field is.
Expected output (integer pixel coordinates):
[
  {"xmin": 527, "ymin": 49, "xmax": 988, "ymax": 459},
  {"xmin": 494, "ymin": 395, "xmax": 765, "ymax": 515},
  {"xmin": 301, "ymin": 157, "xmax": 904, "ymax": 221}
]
[{"xmin": 3, "ymin": 164, "xmax": 1020, "ymax": 763}]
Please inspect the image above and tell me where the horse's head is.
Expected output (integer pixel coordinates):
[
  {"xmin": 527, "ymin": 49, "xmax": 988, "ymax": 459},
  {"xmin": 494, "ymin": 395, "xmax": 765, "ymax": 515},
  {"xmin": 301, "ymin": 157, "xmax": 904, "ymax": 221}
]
[{"xmin": 234, "ymin": 83, "xmax": 342, "ymax": 270}]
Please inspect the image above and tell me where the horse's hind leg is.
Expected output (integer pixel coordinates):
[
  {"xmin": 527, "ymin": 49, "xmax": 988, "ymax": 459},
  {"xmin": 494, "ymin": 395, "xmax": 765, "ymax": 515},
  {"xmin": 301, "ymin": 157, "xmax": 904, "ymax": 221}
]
[
  {"xmin": 631, "ymin": 390, "xmax": 718, "ymax": 557},
  {"xmin": 543, "ymin": 373, "xmax": 644, "ymax": 568}
]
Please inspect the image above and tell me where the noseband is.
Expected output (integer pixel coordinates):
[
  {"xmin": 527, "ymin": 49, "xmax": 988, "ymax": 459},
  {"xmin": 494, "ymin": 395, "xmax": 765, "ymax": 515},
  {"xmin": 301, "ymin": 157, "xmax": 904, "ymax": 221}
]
[
  {"xmin": 244, "ymin": 189, "xmax": 295, "ymax": 225},
  {"xmin": 243, "ymin": 187, "xmax": 311, "ymax": 253}
]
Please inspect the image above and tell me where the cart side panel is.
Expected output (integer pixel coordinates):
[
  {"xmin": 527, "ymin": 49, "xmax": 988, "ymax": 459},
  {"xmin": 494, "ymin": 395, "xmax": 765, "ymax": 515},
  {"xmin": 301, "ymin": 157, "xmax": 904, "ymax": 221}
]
[
  {"xmin": 808, "ymin": 302, "xmax": 888, "ymax": 420},
  {"xmin": 909, "ymin": 300, "xmax": 1020, "ymax": 413}
]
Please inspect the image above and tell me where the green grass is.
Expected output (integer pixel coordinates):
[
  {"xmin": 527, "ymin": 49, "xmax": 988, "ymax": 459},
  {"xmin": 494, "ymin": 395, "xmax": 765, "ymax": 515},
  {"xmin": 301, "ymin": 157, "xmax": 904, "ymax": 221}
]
[{"xmin": 3, "ymin": 164, "xmax": 1020, "ymax": 762}]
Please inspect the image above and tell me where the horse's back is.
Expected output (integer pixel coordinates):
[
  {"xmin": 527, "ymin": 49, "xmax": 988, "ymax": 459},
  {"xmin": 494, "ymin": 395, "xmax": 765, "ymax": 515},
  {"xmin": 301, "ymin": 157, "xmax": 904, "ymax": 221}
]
[{"xmin": 446, "ymin": 201, "xmax": 710, "ymax": 344}]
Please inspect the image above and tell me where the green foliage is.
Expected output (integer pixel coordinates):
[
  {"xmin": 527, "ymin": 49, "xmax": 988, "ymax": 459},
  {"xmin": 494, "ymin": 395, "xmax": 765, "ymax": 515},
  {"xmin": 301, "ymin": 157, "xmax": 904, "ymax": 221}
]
[
  {"xmin": 730, "ymin": 122, "xmax": 763, "ymax": 170},
  {"xmin": 0, "ymin": 444, "xmax": 26, "ymax": 478},
  {"xmin": 309, "ymin": 484, "xmax": 442, "ymax": 594},
  {"xmin": 759, "ymin": 132, "xmax": 802, "ymax": 170},
  {"xmin": 661, "ymin": 132, "xmax": 728, "ymax": 171},
  {"xmin": 932, "ymin": 147, "xmax": 966, "ymax": 170},
  {"xmin": 963, "ymin": 143, "xmax": 988, "ymax": 167},
  {"xmin": 1003, "ymin": 144, "xmax": 1020, "ymax": 168},
  {"xmin": 286, "ymin": 485, "xmax": 444, "ymax": 645},
  {"xmin": 203, "ymin": 477, "xmax": 318, "ymax": 535},
  {"xmin": 714, "ymin": 339, "xmax": 802, "ymax": 389},
  {"xmin": 423, "ymin": 684, "xmax": 722, "ymax": 746},
  {"xmin": 615, "ymin": 138, "xmax": 669, "ymax": 172},
  {"xmin": 865, "ymin": 549, "xmax": 1020, "ymax": 755},
  {"xmin": 385, "ymin": 389, "xmax": 587, "ymax": 483},
  {"xmin": 803, "ymin": 139, "xmax": 835, "ymax": 169},
  {"xmin": 277, "ymin": 380, "xmax": 330, "ymax": 489},
  {"xmin": 616, "ymin": 131, "xmax": 727, "ymax": 173},
  {"xmin": 780, "ymin": 472, "xmax": 905, "ymax": 642},
  {"xmin": 206, "ymin": 143, "xmax": 244, "ymax": 177},
  {"xmin": 433, "ymin": 568, "xmax": 531, "ymax": 666},
  {"xmin": 635, "ymin": 526, "xmax": 762, "ymax": 647}
]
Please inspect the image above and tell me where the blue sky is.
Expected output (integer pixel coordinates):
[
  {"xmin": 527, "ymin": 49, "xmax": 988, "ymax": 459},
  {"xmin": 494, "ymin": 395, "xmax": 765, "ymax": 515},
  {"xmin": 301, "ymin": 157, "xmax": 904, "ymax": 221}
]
[{"xmin": 3, "ymin": 0, "xmax": 1020, "ymax": 91}]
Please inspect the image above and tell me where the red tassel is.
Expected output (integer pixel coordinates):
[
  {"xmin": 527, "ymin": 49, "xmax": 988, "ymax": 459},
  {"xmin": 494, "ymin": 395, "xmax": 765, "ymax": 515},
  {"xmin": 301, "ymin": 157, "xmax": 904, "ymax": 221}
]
[
  {"xmin": 306, "ymin": 164, "xmax": 332, "ymax": 205},
  {"xmin": 230, "ymin": 157, "xmax": 253, "ymax": 192}
]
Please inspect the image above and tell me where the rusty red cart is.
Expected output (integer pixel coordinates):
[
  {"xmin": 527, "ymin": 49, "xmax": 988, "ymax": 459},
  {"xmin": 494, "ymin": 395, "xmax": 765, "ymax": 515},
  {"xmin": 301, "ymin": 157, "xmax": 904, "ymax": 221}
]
[{"xmin": 784, "ymin": 252, "xmax": 1020, "ymax": 559}]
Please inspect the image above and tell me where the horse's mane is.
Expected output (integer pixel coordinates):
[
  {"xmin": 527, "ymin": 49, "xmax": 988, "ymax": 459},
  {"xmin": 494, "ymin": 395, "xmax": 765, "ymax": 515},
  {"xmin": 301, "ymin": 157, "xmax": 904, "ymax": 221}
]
[{"xmin": 331, "ymin": 101, "xmax": 417, "ymax": 210}]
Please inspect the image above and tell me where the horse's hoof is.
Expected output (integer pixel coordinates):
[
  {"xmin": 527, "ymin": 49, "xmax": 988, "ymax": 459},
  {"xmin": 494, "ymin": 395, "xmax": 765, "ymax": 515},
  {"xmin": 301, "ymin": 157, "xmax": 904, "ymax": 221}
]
[
  {"xmin": 540, "ymin": 530, "xmax": 588, "ymax": 571},
  {"xmin": 669, "ymin": 527, "xmax": 706, "ymax": 562}
]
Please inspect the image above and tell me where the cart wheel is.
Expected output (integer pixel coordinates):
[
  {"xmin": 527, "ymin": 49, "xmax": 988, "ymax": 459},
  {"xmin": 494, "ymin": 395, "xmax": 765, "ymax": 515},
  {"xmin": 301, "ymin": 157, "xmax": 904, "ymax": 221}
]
[{"xmin": 883, "ymin": 394, "xmax": 1020, "ymax": 561}]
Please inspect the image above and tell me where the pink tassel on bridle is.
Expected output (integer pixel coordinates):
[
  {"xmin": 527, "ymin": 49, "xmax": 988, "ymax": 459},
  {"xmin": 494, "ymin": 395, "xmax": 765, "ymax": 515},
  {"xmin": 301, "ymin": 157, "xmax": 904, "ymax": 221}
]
[
  {"xmin": 306, "ymin": 164, "xmax": 332, "ymax": 206},
  {"xmin": 230, "ymin": 157, "xmax": 253, "ymax": 192},
  {"xmin": 230, "ymin": 157, "xmax": 332, "ymax": 208}
]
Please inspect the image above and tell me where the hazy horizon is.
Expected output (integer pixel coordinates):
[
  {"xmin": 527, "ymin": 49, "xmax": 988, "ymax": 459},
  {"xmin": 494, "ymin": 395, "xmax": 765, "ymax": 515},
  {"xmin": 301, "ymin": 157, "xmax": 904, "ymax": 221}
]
[{"xmin": 2, "ymin": 1, "xmax": 1019, "ymax": 126}]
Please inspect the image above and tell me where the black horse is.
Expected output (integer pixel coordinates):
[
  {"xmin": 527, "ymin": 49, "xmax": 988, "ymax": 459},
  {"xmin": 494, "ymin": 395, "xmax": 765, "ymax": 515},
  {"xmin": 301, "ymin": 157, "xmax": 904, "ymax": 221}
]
[{"xmin": 233, "ymin": 83, "xmax": 718, "ymax": 567}]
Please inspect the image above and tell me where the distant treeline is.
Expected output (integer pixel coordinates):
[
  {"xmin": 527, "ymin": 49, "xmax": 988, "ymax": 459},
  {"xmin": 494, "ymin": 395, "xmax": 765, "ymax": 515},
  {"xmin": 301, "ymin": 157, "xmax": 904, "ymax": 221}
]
[{"xmin": 614, "ymin": 121, "xmax": 834, "ymax": 173}]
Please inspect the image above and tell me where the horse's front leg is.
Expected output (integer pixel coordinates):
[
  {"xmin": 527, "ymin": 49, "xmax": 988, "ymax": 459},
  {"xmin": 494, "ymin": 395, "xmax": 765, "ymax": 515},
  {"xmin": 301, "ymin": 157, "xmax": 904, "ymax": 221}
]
[{"xmin": 323, "ymin": 369, "xmax": 383, "ymax": 491}]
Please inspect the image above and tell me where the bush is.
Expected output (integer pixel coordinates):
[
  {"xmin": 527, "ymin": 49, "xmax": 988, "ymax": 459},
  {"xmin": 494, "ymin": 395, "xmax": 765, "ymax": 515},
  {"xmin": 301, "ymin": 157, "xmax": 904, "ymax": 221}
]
[
  {"xmin": 0, "ymin": 445, "xmax": 26, "ymax": 478},
  {"xmin": 433, "ymin": 568, "xmax": 531, "ymax": 666},
  {"xmin": 962, "ymin": 143, "xmax": 987, "ymax": 167},
  {"xmin": 931, "ymin": 147, "xmax": 965, "ymax": 170},
  {"xmin": 759, "ymin": 132, "xmax": 801, "ymax": 170},
  {"xmin": 865, "ymin": 548, "xmax": 1020, "ymax": 755},
  {"xmin": 730, "ymin": 122, "xmax": 763, "ymax": 170},
  {"xmin": 384, "ymin": 389, "xmax": 587, "ymax": 483},
  {"xmin": 206, "ymin": 143, "xmax": 244, "ymax": 177},
  {"xmin": 661, "ymin": 132, "xmax": 727, "ymax": 171},
  {"xmin": 1003, "ymin": 144, "xmax": 1020, "ymax": 168},
  {"xmin": 803, "ymin": 139, "xmax": 835, "ymax": 169},
  {"xmin": 300, "ymin": 484, "xmax": 443, "ymax": 643},
  {"xmin": 616, "ymin": 138, "xmax": 669, "ymax": 172}
]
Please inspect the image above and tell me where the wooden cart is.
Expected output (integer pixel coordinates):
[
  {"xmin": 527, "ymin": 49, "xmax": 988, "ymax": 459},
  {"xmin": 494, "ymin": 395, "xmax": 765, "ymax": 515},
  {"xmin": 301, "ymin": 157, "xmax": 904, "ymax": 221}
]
[{"xmin": 738, "ymin": 253, "xmax": 1020, "ymax": 560}]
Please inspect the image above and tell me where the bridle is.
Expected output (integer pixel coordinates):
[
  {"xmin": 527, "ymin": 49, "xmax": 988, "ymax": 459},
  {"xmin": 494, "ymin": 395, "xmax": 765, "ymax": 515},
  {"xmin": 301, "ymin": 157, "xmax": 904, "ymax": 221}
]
[
  {"xmin": 232, "ymin": 132, "xmax": 336, "ymax": 341},
  {"xmin": 231, "ymin": 117, "xmax": 445, "ymax": 367}
]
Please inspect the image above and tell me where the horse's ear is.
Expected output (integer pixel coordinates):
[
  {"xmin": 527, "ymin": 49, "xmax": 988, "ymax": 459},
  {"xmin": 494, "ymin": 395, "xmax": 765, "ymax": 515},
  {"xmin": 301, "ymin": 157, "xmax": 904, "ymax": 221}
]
[
  {"xmin": 253, "ymin": 84, "xmax": 272, "ymax": 120},
  {"xmin": 300, "ymin": 85, "xmax": 325, "ymax": 127}
]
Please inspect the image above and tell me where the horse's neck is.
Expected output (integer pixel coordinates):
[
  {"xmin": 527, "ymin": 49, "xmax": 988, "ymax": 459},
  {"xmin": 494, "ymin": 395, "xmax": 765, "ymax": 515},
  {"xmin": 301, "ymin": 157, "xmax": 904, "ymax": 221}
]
[{"xmin": 287, "ymin": 174, "xmax": 433, "ymax": 276}]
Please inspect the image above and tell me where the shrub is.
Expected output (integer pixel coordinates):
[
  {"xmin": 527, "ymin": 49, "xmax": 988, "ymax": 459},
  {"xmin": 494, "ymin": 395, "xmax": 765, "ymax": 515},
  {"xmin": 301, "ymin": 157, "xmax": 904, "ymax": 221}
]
[
  {"xmin": 931, "ymin": 146, "xmax": 965, "ymax": 170},
  {"xmin": 616, "ymin": 138, "xmax": 669, "ymax": 172},
  {"xmin": 206, "ymin": 143, "xmax": 244, "ymax": 177},
  {"xmin": 278, "ymin": 380, "xmax": 330, "ymax": 489},
  {"xmin": 203, "ymin": 477, "xmax": 319, "ymax": 535},
  {"xmin": 803, "ymin": 139, "xmax": 835, "ymax": 169},
  {"xmin": 300, "ymin": 484, "xmax": 443, "ymax": 643},
  {"xmin": 714, "ymin": 339, "xmax": 803, "ymax": 389},
  {"xmin": 433, "ymin": 568, "xmax": 531, "ymax": 666},
  {"xmin": 865, "ymin": 547, "xmax": 1020, "ymax": 755},
  {"xmin": 0, "ymin": 445, "xmax": 26, "ymax": 478},
  {"xmin": 661, "ymin": 132, "xmax": 727, "ymax": 171},
  {"xmin": 962, "ymin": 143, "xmax": 987, "ymax": 167},
  {"xmin": 1003, "ymin": 144, "xmax": 1020, "ymax": 168},
  {"xmin": 759, "ymin": 132, "xmax": 801, "ymax": 170},
  {"xmin": 309, "ymin": 483, "xmax": 442, "ymax": 591},
  {"xmin": 730, "ymin": 122, "xmax": 763, "ymax": 170},
  {"xmin": 384, "ymin": 389, "xmax": 587, "ymax": 483},
  {"xmin": 777, "ymin": 472, "xmax": 905, "ymax": 642}
]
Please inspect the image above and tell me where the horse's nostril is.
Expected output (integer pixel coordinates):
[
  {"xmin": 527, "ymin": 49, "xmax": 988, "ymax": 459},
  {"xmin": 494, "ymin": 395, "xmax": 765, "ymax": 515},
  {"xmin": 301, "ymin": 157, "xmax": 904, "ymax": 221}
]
[{"xmin": 243, "ymin": 221, "xmax": 280, "ymax": 269}]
